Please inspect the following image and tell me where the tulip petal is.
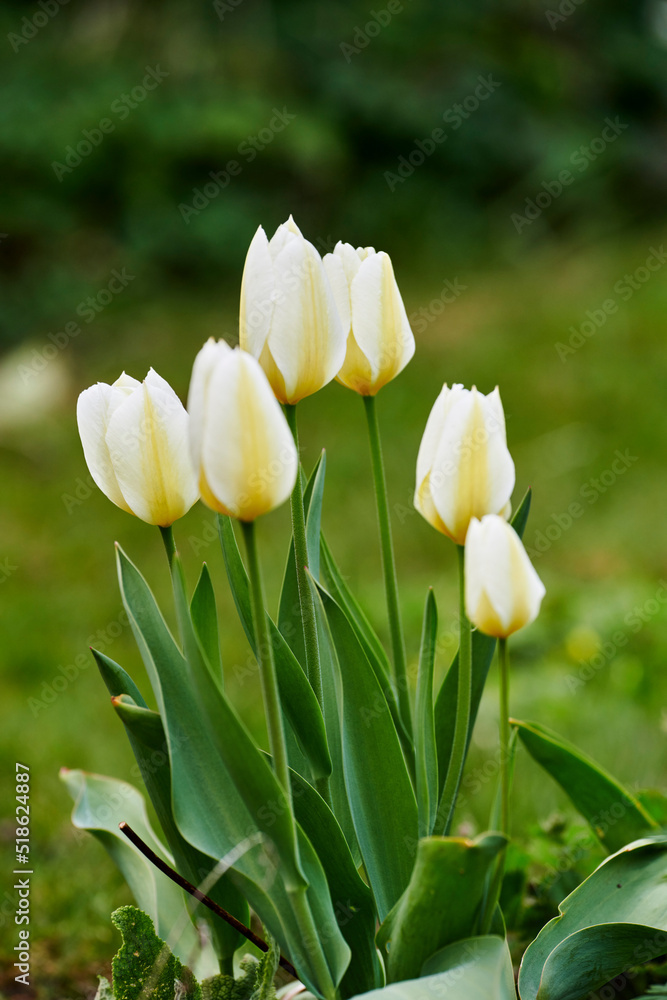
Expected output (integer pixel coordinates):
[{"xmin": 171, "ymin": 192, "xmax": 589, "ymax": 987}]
[
  {"xmin": 322, "ymin": 251, "xmax": 352, "ymax": 337},
  {"xmin": 187, "ymin": 339, "xmax": 232, "ymax": 473},
  {"xmin": 106, "ymin": 378, "xmax": 198, "ymax": 526},
  {"xmin": 201, "ymin": 350, "xmax": 298, "ymax": 521},
  {"xmin": 77, "ymin": 382, "xmax": 134, "ymax": 514},
  {"xmin": 431, "ymin": 389, "xmax": 515, "ymax": 544},
  {"xmin": 268, "ymin": 236, "xmax": 345, "ymax": 403},
  {"xmin": 347, "ymin": 251, "xmax": 415, "ymax": 393},
  {"xmin": 239, "ymin": 226, "xmax": 275, "ymax": 359}
]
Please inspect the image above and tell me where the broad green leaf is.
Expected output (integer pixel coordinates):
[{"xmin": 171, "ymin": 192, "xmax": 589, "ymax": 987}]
[
  {"xmin": 60, "ymin": 768, "xmax": 202, "ymax": 967},
  {"xmin": 218, "ymin": 515, "xmax": 331, "ymax": 779},
  {"xmin": 115, "ymin": 544, "xmax": 350, "ymax": 993},
  {"xmin": 514, "ymin": 719, "xmax": 657, "ymax": 853},
  {"xmin": 287, "ymin": 765, "xmax": 383, "ymax": 998},
  {"xmin": 109, "ymin": 692, "xmax": 248, "ymax": 967},
  {"xmin": 434, "ymin": 490, "xmax": 532, "ymax": 809},
  {"xmin": 111, "ymin": 905, "xmax": 200, "ymax": 1000},
  {"xmin": 117, "ymin": 543, "xmax": 306, "ymax": 893},
  {"xmin": 414, "ymin": 589, "xmax": 438, "ymax": 837},
  {"xmin": 319, "ymin": 534, "xmax": 412, "ymax": 755},
  {"xmin": 348, "ymin": 935, "xmax": 514, "ymax": 1000},
  {"xmin": 637, "ymin": 789, "xmax": 667, "ymax": 826},
  {"xmin": 278, "ymin": 452, "xmax": 326, "ymax": 668},
  {"xmin": 378, "ymin": 833, "xmax": 506, "ymax": 982},
  {"xmin": 190, "ymin": 563, "xmax": 223, "ymax": 682},
  {"xmin": 312, "ymin": 578, "xmax": 418, "ymax": 921},
  {"xmin": 518, "ymin": 835, "xmax": 667, "ymax": 1000}
]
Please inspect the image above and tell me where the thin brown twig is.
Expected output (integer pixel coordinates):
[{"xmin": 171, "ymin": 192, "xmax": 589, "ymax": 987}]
[{"xmin": 119, "ymin": 821, "xmax": 298, "ymax": 979}]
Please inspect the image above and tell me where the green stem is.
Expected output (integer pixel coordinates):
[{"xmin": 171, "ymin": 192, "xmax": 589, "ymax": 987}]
[
  {"xmin": 283, "ymin": 404, "xmax": 323, "ymax": 711},
  {"xmin": 289, "ymin": 887, "xmax": 339, "ymax": 1000},
  {"xmin": 499, "ymin": 638, "xmax": 510, "ymax": 840},
  {"xmin": 480, "ymin": 638, "xmax": 511, "ymax": 934},
  {"xmin": 362, "ymin": 393, "xmax": 412, "ymax": 740},
  {"xmin": 433, "ymin": 544, "xmax": 471, "ymax": 836},
  {"xmin": 241, "ymin": 520, "xmax": 290, "ymax": 795},
  {"xmin": 159, "ymin": 524, "xmax": 176, "ymax": 565}
]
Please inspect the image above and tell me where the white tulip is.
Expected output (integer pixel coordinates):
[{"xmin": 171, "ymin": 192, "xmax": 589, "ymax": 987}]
[
  {"xmin": 187, "ymin": 340, "xmax": 298, "ymax": 521},
  {"xmin": 414, "ymin": 383, "xmax": 515, "ymax": 545},
  {"xmin": 465, "ymin": 515, "xmax": 546, "ymax": 637},
  {"xmin": 239, "ymin": 216, "xmax": 346, "ymax": 404},
  {"xmin": 76, "ymin": 369, "xmax": 199, "ymax": 526},
  {"xmin": 323, "ymin": 243, "xmax": 415, "ymax": 395}
]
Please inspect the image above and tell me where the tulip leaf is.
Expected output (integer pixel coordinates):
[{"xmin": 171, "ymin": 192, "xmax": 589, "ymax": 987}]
[
  {"xmin": 217, "ymin": 514, "xmax": 331, "ymax": 779},
  {"xmin": 108, "ymin": 692, "xmax": 248, "ymax": 967},
  {"xmin": 286, "ymin": 765, "xmax": 383, "ymax": 998},
  {"xmin": 346, "ymin": 935, "xmax": 514, "ymax": 1000},
  {"xmin": 277, "ymin": 452, "xmax": 326, "ymax": 671},
  {"xmin": 514, "ymin": 719, "xmax": 657, "ymax": 853},
  {"xmin": 319, "ymin": 534, "xmax": 411, "ymax": 755},
  {"xmin": 190, "ymin": 563, "xmax": 223, "ymax": 683},
  {"xmin": 377, "ymin": 832, "xmax": 507, "ymax": 983},
  {"xmin": 311, "ymin": 577, "xmax": 418, "ymax": 921},
  {"xmin": 434, "ymin": 489, "xmax": 532, "ymax": 810},
  {"xmin": 518, "ymin": 835, "xmax": 667, "ymax": 1000},
  {"xmin": 414, "ymin": 589, "xmax": 438, "ymax": 837},
  {"xmin": 60, "ymin": 768, "xmax": 204, "ymax": 967},
  {"xmin": 115, "ymin": 543, "xmax": 350, "ymax": 994},
  {"xmin": 93, "ymin": 646, "xmax": 148, "ymax": 708}
]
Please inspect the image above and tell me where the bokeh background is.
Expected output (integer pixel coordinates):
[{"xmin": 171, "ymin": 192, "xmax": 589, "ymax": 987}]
[{"xmin": 1, "ymin": 0, "xmax": 667, "ymax": 995}]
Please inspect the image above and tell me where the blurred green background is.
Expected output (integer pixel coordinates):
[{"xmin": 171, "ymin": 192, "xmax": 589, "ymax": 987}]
[{"xmin": 1, "ymin": 0, "xmax": 667, "ymax": 994}]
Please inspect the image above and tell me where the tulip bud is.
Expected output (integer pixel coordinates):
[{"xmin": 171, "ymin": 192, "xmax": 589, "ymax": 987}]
[
  {"xmin": 322, "ymin": 242, "xmax": 415, "ymax": 395},
  {"xmin": 414, "ymin": 384, "xmax": 515, "ymax": 545},
  {"xmin": 187, "ymin": 339, "xmax": 298, "ymax": 521},
  {"xmin": 465, "ymin": 515, "xmax": 546, "ymax": 637},
  {"xmin": 76, "ymin": 369, "xmax": 199, "ymax": 526},
  {"xmin": 239, "ymin": 216, "xmax": 345, "ymax": 404}
]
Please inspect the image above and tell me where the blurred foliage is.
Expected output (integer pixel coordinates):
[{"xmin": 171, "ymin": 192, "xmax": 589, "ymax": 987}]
[{"xmin": 2, "ymin": 0, "xmax": 667, "ymax": 346}]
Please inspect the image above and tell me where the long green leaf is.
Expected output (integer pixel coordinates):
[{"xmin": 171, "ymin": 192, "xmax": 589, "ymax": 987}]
[
  {"xmin": 312, "ymin": 578, "xmax": 418, "ymax": 921},
  {"xmin": 60, "ymin": 768, "xmax": 207, "ymax": 969},
  {"xmin": 109, "ymin": 692, "xmax": 248, "ymax": 967},
  {"xmin": 190, "ymin": 563, "xmax": 223, "ymax": 682},
  {"xmin": 115, "ymin": 543, "xmax": 350, "ymax": 993},
  {"xmin": 434, "ymin": 489, "xmax": 532, "ymax": 806},
  {"xmin": 518, "ymin": 835, "xmax": 667, "ymax": 1000},
  {"xmin": 278, "ymin": 452, "xmax": 326, "ymax": 668},
  {"xmin": 218, "ymin": 515, "xmax": 331, "ymax": 779},
  {"xmin": 514, "ymin": 719, "xmax": 657, "ymax": 853},
  {"xmin": 414, "ymin": 589, "xmax": 438, "ymax": 838},
  {"xmin": 287, "ymin": 766, "xmax": 383, "ymax": 998},
  {"xmin": 377, "ymin": 833, "xmax": 507, "ymax": 982},
  {"xmin": 347, "ymin": 935, "xmax": 515, "ymax": 1000},
  {"xmin": 319, "ymin": 535, "xmax": 412, "ymax": 755}
]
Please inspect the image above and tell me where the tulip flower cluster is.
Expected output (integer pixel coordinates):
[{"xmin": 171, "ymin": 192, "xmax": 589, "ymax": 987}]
[{"xmin": 70, "ymin": 217, "xmax": 562, "ymax": 1000}]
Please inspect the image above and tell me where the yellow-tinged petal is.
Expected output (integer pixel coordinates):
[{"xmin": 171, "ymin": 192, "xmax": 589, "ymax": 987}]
[
  {"xmin": 199, "ymin": 349, "xmax": 298, "ymax": 521},
  {"xmin": 77, "ymin": 382, "xmax": 134, "ymax": 514},
  {"xmin": 465, "ymin": 515, "xmax": 545, "ymax": 637},
  {"xmin": 104, "ymin": 370, "xmax": 198, "ymax": 526}
]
